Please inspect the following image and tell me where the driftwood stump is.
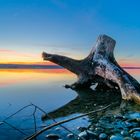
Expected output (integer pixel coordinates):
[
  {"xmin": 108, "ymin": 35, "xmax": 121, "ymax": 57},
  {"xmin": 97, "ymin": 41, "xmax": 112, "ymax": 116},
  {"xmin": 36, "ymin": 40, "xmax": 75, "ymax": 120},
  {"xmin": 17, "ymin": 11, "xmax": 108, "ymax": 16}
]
[{"xmin": 42, "ymin": 34, "xmax": 140, "ymax": 104}]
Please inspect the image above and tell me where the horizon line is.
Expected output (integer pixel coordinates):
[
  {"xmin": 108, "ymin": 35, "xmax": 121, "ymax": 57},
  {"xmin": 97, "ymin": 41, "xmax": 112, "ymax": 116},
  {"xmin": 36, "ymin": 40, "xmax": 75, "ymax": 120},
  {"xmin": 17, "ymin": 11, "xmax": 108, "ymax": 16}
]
[{"xmin": 0, "ymin": 64, "xmax": 140, "ymax": 69}]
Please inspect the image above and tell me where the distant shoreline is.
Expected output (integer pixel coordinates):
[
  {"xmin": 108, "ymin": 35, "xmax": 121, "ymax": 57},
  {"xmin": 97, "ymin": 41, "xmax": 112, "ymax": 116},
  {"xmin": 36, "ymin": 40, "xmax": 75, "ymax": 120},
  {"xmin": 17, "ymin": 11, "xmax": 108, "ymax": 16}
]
[
  {"xmin": 0, "ymin": 64, "xmax": 140, "ymax": 69},
  {"xmin": 0, "ymin": 64, "xmax": 62, "ymax": 69}
]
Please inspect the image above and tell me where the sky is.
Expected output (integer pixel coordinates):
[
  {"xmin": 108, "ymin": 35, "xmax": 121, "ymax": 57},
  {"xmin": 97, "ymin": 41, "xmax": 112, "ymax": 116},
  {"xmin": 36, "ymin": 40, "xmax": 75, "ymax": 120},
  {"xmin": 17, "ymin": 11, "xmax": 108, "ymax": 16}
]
[{"xmin": 0, "ymin": 0, "xmax": 140, "ymax": 66}]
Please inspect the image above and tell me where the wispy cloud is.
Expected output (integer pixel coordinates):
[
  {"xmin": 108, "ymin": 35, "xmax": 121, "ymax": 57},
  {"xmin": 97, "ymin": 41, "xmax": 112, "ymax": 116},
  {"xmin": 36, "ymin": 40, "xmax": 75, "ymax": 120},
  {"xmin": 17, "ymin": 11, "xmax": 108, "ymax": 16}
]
[{"xmin": 0, "ymin": 49, "xmax": 42, "ymax": 63}]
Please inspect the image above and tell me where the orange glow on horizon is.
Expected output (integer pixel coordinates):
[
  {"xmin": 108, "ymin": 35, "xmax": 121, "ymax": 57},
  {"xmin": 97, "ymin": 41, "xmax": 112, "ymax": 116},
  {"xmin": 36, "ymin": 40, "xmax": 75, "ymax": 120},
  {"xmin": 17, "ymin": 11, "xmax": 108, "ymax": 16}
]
[
  {"xmin": 0, "ymin": 69, "xmax": 75, "ymax": 87},
  {"xmin": 0, "ymin": 60, "xmax": 140, "ymax": 67}
]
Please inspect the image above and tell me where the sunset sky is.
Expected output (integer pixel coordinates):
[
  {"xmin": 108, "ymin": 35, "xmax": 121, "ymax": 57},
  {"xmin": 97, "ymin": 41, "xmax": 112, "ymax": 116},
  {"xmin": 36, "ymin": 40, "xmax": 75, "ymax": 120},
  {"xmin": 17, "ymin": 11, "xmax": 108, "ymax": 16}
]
[{"xmin": 0, "ymin": 0, "xmax": 140, "ymax": 66}]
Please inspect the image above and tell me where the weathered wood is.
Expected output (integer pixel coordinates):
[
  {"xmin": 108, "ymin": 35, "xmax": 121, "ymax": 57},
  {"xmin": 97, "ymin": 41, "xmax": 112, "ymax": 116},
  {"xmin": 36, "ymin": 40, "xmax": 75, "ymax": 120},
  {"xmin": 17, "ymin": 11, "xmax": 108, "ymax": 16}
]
[{"xmin": 42, "ymin": 34, "xmax": 140, "ymax": 104}]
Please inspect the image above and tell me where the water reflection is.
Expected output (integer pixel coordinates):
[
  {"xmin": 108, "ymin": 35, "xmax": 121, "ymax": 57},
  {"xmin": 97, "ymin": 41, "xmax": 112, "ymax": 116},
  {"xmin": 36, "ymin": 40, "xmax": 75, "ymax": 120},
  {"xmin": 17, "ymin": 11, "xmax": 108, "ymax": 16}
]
[
  {"xmin": 47, "ymin": 88, "xmax": 122, "ymax": 120},
  {"xmin": 0, "ymin": 68, "xmax": 140, "ymax": 140}
]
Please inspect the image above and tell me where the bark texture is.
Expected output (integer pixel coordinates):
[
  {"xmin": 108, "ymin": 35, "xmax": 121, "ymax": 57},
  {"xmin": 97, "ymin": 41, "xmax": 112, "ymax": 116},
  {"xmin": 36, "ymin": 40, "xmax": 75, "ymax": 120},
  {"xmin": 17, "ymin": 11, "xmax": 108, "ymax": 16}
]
[{"xmin": 42, "ymin": 34, "xmax": 140, "ymax": 104}]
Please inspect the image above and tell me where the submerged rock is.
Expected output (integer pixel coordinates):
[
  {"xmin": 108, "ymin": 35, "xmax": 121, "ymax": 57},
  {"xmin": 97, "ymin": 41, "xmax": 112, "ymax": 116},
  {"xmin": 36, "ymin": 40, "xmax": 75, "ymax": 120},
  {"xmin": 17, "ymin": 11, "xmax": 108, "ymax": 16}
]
[
  {"xmin": 129, "ymin": 127, "xmax": 140, "ymax": 133},
  {"xmin": 55, "ymin": 127, "xmax": 61, "ymax": 131},
  {"xmin": 77, "ymin": 126, "xmax": 87, "ymax": 132},
  {"xmin": 67, "ymin": 133, "xmax": 74, "ymax": 138},
  {"xmin": 131, "ymin": 131, "xmax": 140, "ymax": 140},
  {"xmin": 124, "ymin": 137, "xmax": 134, "ymax": 140},
  {"xmin": 41, "ymin": 113, "xmax": 48, "ymax": 121},
  {"xmin": 78, "ymin": 130, "xmax": 97, "ymax": 140},
  {"xmin": 120, "ymin": 130, "xmax": 129, "ymax": 136},
  {"xmin": 99, "ymin": 133, "xmax": 108, "ymax": 140},
  {"xmin": 110, "ymin": 135, "xmax": 123, "ymax": 140},
  {"xmin": 45, "ymin": 134, "xmax": 60, "ymax": 140},
  {"xmin": 126, "ymin": 112, "xmax": 140, "ymax": 120}
]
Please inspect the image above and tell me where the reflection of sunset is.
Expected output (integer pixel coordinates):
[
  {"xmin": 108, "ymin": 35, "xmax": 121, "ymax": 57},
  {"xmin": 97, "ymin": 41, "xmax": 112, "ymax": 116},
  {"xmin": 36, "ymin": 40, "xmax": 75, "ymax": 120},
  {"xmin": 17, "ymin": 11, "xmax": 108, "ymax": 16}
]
[
  {"xmin": 0, "ymin": 68, "xmax": 140, "ymax": 88},
  {"xmin": 0, "ymin": 69, "xmax": 76, "ymax": 87}
]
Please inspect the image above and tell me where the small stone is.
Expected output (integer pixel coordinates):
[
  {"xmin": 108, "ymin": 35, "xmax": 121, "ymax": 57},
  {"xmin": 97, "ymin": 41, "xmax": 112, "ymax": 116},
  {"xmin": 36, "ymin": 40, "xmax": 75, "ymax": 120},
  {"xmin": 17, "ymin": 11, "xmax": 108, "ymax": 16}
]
[
  {"xmin": 41, "ymin": 113, "xmax": 48, "ymax": 121},
  {"xmin": 77, "ymin": 126, "xmax": 87, "ymax": 132},
  {"xmin": 129, "ymin": 127, "xmax": 140, "ymax": 133},
  {"xmin": 114, "ymin": 115, "xmax": 124, "ymax": 120},
  {"xmin": 45, "ymin": 134, "xmax": 60, "ymax": 140},
  {"xmin": 67, "ymin": 133, "xmax": 74, "ymax": 138},
  {"xmin": 110, "ymin": 135, "xmax": 123, "ymax": 140},
  {"xmin": 125, "ymin": 121, "xmax": 133, "ymax": 128},
  {"xmin": 131, "ymin": 131, "xmax": 140, "ymax": 140},
  {"xmin": 127, "ymin": 112, "xmax": 140, "ymax": 119},
  {"xmin": 120, "ymin": 130, "xmax": 129, "ymax": 136},
  {"xmin": 99, "ymin": 133, "xmax": 108, "ymax": 140},
  {"xmin": 124, "ymin": 137, "xmax": 134, "ymax": 140},
  {"xmin": 89, "ymin": 126, "xmax": 94, "ymax": 131},
  {"xmin": 64, "ymin": 84, "xmax": 70, "ymax": 88},
  {"xmin": 55, "ymin": 127, "xmax": 61, "ymax": 131},
  {"xmin": 94, "ymin": 127, "xmax": 104, "ymax": 135},
  {"xmin": 127, "ymin": 118, "xmax": 140, "ymax": 123},
  {"xmin": 78, "ymin": 130, "xmax": 97, "ymax": 140}
]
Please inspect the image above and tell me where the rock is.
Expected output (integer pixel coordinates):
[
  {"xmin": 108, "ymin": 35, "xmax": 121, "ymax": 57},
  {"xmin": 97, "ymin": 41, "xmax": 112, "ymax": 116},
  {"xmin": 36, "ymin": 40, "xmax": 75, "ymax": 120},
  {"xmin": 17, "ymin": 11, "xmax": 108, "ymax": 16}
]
[
  {"xmin": 99, "ymin": 133, "xmax": 108, "ymax": 140},
  {"xmin": 77, "ymin": 126, "xmax": 87, "ymax": 132},
  {"xmin": 41, "ymin": 113, "xmax": 48, "ymax": 121},
  {"xmin": 114, "ymin": 115, "xmax": 124, "ymax": 120},
  {"xmin": 124, "ymin": 121, "xmax": 134, "ymax": 128},
  {"xmin": 127, "ymin": 118, "xmax": 140, "ymax": 123},
  {"xmin": 55, "ymin": 127, "xmax": 61, "ymax": 131},
  {"xmin": 78, "ymin": 130, "xmax": 97, "ymax": 140},
  {"xmin": 126, "ymin": 112, "xmax": 140, "ymax": 120},
  {"xmin": 89, "ymin": 126, "xmax": 94, "ymax": 131},
  {"xmin": 131, "ymin": 131, "xmax": 140, "ymax": 140},
  {"xmin": 124, "ymin": 137, "xmax": 134, "ymax": 140},
  {"xmin": 67, "ymin": 133, "xmax": 74, "ymax": 138},
  {"xmin": 129, "ymin": 127, "xmax": 140, "ymax": 133},
  {"xmin": 110, "ymin": 135, "xmax": 123, "ymax": 140},
  {"xmin": 113, "ymin": 120, "xmax": 125, "ymax": 129},
  {"xmin": 120, "ymin": 130, "xmax": 129, "ymax": 136},
  {"xmin": 94, "ymin": 127, "xmax": 104, "ymax": 135},
  {"xmin": 45, "ymin": 134, "xmax": 60, "ymax": 140}
]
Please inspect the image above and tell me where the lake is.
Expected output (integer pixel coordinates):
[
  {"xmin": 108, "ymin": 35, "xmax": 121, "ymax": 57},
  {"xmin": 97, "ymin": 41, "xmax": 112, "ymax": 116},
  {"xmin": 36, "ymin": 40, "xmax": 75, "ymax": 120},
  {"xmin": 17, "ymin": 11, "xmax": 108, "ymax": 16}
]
[{"xmin": 0, "ymin": 68, "xmax": 140, "ymax": 140}]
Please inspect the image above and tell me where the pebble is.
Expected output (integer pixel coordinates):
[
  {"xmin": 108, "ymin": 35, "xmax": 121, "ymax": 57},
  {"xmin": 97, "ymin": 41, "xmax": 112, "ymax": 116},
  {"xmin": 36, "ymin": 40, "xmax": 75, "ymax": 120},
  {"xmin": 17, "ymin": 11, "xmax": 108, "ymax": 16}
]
[
  {"xmin": 131, "ymin": 131, "xmax": 140, "ymax": 140},
  {"xmin": 41, "ymin": 113, "xmax": 48, "ymax": 121},
  {"xmin": 55, "ymin": 127, "xmax": 61, "ymax": 131},
  {"xmin": 114, "ymin": 115, "xmax": 124, "ymax": 120},
  {"xmin": 110, "ymin": 135, "xmax": 123, "ymax": 140},
  {"xmin": 120, "ymin": 130, "xmax": 129, "ymax": 136},
  {"xmin": 129, "ymin": 127, "xmax": 140, "ymax": 133},
  {"xmin": 78, "ymin": 130, "xmax": 97, "ymax": 140},
  {"xmin": 45, "ymin": 134, "xmax": 60, "ymax": 140},
  {"xmin": 99, "ymin": 133, "xmax": 108, "ymax": 140},
  {"xmin": 67, "ymin": 133, "xmax": 74, "ymax": 138},
  {"xmin": 124, "ymin": 121, "xmax": 133, "ymax": 128},
  {"xmin": 124, "ymin": 137, "xmax": 134, "ymax": 140},
  {"xmin": 127, "ymin": 112, "xmax": 140, "ymax": 119},
  {"xmin": 77, "ymin": 126, "xmax": 87, "ymax": 132}
]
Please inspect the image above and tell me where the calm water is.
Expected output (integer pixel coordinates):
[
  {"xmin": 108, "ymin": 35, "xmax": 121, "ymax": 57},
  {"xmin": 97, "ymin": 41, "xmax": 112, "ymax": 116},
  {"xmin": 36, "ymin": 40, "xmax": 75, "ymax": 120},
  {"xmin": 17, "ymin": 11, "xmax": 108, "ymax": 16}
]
[{"xmin": 0, "ymin": 68, "xmax": 140, "ymax": 140}]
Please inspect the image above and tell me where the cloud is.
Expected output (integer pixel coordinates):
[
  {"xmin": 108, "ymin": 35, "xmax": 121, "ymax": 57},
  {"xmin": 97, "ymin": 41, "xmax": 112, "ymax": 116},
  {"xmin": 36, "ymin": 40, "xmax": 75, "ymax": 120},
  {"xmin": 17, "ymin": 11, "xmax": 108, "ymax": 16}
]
[
  {"xmin": 0, "ymin": 49, "xmax": 41, "ymax": 63},
  {"xmin": 0, "ymin": 49, "xmax": 16, "ymax": 53},
  {"xmin": 0, "ymin": 49, "xmax": 39, "ymax": 58}
]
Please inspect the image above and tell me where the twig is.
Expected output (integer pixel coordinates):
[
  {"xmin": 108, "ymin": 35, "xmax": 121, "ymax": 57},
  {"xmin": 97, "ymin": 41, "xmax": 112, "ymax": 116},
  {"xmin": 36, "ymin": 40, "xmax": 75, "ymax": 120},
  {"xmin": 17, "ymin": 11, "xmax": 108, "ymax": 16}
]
[
  {"xmin": 1, "ymin": 104, "xmax": 32, "ymax": 123},
  {"xmin": 25, "ymin": 104, "xmax": 111, "ymax": 140},
  {"xmin": 3, "ymin": 121, "xmax": 27, "ymax": 136},
  {"xmin": 33, "ymin": 106, "xmax": 37, "ymax": 132},
  {"xmin": 31, "ymin": 103, "xmax": 84, "ymax": 140}
]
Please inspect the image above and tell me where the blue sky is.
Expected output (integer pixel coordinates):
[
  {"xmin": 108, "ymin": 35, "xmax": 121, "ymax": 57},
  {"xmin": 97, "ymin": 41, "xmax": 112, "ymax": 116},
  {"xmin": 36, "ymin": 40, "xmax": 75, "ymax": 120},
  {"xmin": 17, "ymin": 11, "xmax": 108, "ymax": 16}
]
[{"xmin": 0, "ymin": 0, "xmax": 140, "ymax": 65}]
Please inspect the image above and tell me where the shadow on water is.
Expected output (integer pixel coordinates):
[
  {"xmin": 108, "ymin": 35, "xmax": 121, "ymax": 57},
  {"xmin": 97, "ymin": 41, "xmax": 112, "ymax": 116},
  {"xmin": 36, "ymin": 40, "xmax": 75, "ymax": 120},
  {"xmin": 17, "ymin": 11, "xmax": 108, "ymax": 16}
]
[
  {"xmin": 43, "ymin": 88, "xmax": 140, "ymax": 139},
  {"xmin": 47, "ymin": 88, "xmax": 123, "ymax": 120}
]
